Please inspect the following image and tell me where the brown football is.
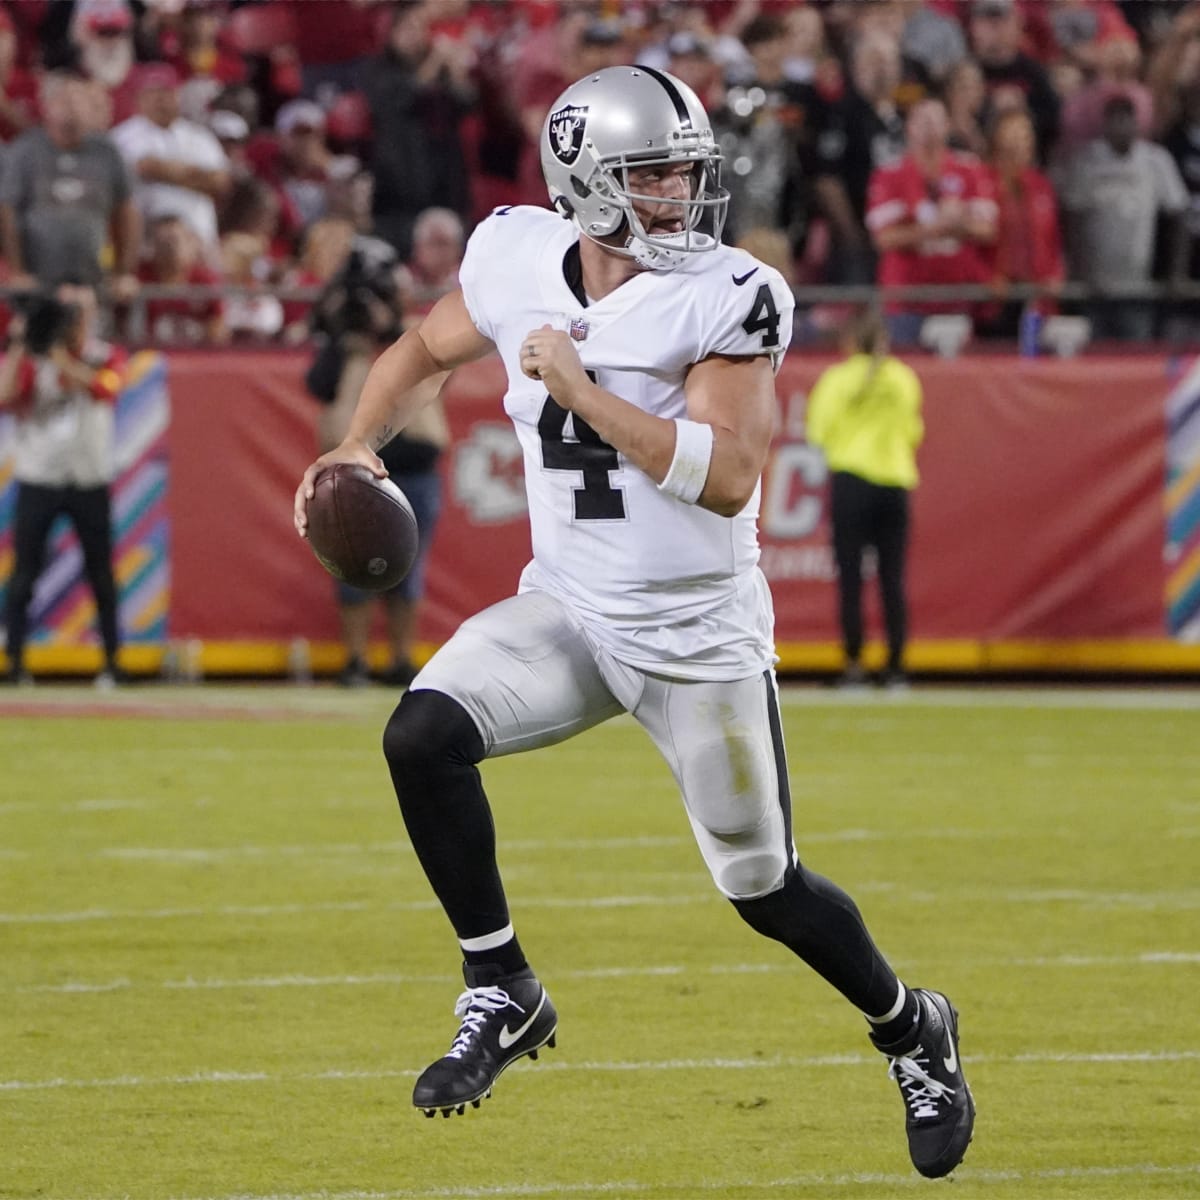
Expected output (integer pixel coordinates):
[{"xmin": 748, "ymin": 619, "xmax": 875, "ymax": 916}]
[{"xmin": 306, "ymin": 463, "xmax": 419, "ymax": 591}]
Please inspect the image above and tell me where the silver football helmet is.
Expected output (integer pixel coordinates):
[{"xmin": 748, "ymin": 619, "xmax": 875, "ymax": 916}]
[{"xmin": 541, "ymin": 66, "xmax": 729, "ymax": 271}]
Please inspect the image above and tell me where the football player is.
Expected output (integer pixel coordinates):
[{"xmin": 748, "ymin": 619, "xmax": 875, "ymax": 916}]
[{"xmin": 294, "ymin": 66, "xmax": 974, "ymax": 1178}]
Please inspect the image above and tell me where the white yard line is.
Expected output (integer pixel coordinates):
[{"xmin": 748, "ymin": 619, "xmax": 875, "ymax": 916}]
[
  {"xmin": 0, "ymin": 822, "xmax": 1195, "ymax": 862},
  {"xmin": 13, "ymin": 951, "xmax": 1200, "ymax": 997},
  {"xmin": 0, "ymin": 827, "xmax": 1032, "ymax": 863},
  {"xmin": 5, "ymin": 880, "xmax": 1199, "ymax": 926},
  {"xmin": 140, "ymin": 1162, "xmax": 1200, "ymax": 1199},
  {"xmin": 3, "ymin": 1050, "xmax": 1199, "ymax": 1094},
  {"xmin": 0, "ymin": 894, "xmax": 723, "ymax": 925}
]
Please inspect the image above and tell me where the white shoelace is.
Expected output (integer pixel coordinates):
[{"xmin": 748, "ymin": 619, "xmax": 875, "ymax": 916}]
[
  {"xmin": 888, "ymin": 1051, "xmax": 956, "ymax": 1120},
  {"xmin": 446, "ymin": 986, "xmax": 524, "ymax": 1060}
]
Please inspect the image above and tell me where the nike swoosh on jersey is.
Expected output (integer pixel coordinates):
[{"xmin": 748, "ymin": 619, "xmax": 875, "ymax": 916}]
[
  {"xmin": 732, "ymin": 268, "xmax": 758, "ymax": 286},
  {"xmin": 498, "ymin": 990, "xmax": 548, "ymax": 1050},
  {"xmin": 943, "ymin": 1038, "xmax": 958, "ymax": 1074}
]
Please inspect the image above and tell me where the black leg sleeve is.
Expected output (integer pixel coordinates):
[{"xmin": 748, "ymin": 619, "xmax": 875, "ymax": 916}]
[
  {"xmin": 381, "ymin": 688, "xmax": 512, "ymax": 941},
  {"xmin": 732, "ymin": 862, "xmax": 902, "ymax": 1017}
]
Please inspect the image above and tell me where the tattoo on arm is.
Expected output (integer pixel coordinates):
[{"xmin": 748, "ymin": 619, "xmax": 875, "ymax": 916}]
[{"xmin": 373, "ymin": 425, "xmax": 394, "ymax": 450}]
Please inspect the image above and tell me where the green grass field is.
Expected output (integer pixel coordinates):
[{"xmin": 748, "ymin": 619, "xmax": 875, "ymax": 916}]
[{"xmin": 2, "ymin": 683, "xmax": 1198, "ymax": 1200}]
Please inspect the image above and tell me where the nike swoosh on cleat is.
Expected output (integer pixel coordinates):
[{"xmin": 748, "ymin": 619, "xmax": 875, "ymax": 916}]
[
  {"xmin": 943, "ymin": 1039, "xmax": 958, "ymax": 1074},
  {"xmin": 498, "ymin": 991, "xmax": 547, "ymax": 1050},
  {"xmin": 732, "ymin": 268, "xmax": 758, "ymax": 286}
]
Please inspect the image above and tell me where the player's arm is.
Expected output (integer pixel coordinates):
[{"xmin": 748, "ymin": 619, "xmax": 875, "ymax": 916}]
[
  {"xmin": 680, "ymin": 354, "xmax": 776, "ymax": 516},
  {"xmin": 346, "ymin": 290, "xmax": 491, "ymax": 453},
  {"xmin": 522, "ymin": 326, "xmax": 775, "ymax": 518},
  {"xmin": 294, "ymin": 288, "xmax": 492, "ymax": 536}
]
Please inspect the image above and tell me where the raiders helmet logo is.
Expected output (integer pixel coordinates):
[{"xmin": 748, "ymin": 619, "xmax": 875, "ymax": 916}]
[{"xmin": 549, "ymin": 104, "xmax": 589, "ymax": 166}]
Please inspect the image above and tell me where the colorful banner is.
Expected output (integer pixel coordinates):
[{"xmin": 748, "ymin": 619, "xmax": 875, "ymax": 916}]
[
  {"xmin": 0, "ymin": 352, "xmax": 169, "ymax": 654},
  {"xmin": 9, "ymin": 348, "xmax": 1192, "ymax": 673},
  {"xmin": 1166, "ymin": 358, "xmax": 1200, "ymax": 640}
]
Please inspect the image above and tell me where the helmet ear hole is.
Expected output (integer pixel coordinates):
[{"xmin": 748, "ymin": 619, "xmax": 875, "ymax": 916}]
[
  {"xmin": 570, "ymin": 175, "xmax": 591, "ymax": 200},
  {"xmin": 585, "ymin": 208, "xmax": 624, "ymax": 237}
]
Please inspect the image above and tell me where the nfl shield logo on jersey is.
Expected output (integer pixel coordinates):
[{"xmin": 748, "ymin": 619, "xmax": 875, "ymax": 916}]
[
  {"xmin": 549, "ymin": 105, "xmax": 588, "ymax": 166},
  {"xmin": 569, "ymin": 316, "xmax": 589, "ymax": 342}
]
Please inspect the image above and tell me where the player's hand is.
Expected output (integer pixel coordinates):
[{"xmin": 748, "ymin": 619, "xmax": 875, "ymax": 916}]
[
  {"xmin": 520, "ymin": 324, "xmax": 591, "ymax": 407},
  {"xmin": 293, "ymin": 438, "xmax": 386, "ymax": 538}
]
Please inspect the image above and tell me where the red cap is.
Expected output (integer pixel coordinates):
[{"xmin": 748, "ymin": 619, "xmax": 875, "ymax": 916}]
[{"xmin": 83, "ymin": 2, "xmax": 133, "ymax": 32}]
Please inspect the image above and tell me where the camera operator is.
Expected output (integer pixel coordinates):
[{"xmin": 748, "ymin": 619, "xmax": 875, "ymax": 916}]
[
  {"xmin": 305, "ymin": 236, "xmax": 448, "ymax": 688},
  {"xmin": 1, "ymin": 284, "xmax": 128, "ymax": 687}
]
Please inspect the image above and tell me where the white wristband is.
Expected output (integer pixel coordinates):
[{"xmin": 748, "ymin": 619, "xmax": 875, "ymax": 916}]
[{"xmin": 657, "ymin": 418, "xmax": 713, "ymax": 505}]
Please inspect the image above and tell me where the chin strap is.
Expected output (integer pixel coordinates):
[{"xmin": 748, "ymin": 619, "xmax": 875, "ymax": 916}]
[
  {"xmin": 625, "ymin": 234, "xmax": 688, "ymax": 271},
  {"xmin": 576, "ymin": 221, "xmax": 715, "ymax": 273}
]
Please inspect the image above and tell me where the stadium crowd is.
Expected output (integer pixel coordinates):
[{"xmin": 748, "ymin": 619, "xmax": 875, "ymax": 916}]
[{"xmin": 0, "ymin": 0, "xmax": 1198, "ymax": 346}]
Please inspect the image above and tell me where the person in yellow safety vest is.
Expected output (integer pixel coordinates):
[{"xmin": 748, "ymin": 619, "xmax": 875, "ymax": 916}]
[{"xmin": 806, "ymin": 307, "xmax": 924, "ymax": 690}]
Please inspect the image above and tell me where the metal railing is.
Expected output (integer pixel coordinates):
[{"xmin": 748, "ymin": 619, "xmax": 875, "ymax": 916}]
[{"xmin": 5, "ymin": 279, "xmax": 1200, "ymax": 348}]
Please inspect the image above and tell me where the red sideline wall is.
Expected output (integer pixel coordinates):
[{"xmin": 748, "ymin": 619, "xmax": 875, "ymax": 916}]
[{"xmin": 165, "ymin": 350, "xmax": 1187, "ymax": 670}]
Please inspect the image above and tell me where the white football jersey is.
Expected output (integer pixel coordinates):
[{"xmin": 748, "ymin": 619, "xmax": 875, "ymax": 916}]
[{"xmin": 458, "ymin": 206, "xmax": 794, "ymax": 680}]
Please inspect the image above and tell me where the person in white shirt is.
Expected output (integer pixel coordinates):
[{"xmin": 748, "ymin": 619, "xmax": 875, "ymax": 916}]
[
  {"xmin": 293, "ymin": 66, "xmax": 975, "ymax": 1179},
  {"xmin": 0, "ymin": 285, "xmax": 128, "ymax": 687},
  {"xmin": 110, "ymin": 62, "xmax": 231, "ymax": 252},
  {"xmin": 1058, "ymin": 93, "xmax": 1190, "ymax": 339}
]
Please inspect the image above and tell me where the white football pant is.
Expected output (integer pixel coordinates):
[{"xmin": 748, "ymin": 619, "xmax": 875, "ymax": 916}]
[{"xmin": 412, "ymin": 589, "xmax": 797, "ymax": 900}]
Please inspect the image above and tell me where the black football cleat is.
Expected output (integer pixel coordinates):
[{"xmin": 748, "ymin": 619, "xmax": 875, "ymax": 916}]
[
  {"xmin": 413, "ymin": 964, "xmax": 557, "ymax": 1118},
  {"xmin": 871, "ymin": 988, "xmax": 976, "ymax": 1178}
]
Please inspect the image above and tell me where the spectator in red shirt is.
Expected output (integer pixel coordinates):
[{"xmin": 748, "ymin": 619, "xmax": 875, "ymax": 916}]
[
  {"xmin": 138, "ymin": 213, "xmax": 227, "ymax": 345},
  {"xmin": 283, "ymin": 0, "xmax": 386, "ymax": 101},
  {"xmin": 866, "ymin": 98, "xmax": 997, "ymax": 343},
  {"xmin": 982, "ymin": 109, "xmax": 1064, "ymax": 336}
]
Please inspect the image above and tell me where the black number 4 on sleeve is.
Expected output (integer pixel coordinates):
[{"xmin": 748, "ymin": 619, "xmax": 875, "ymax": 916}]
[{"xmin": 741, "ymin": 283, "xmax": 781, "ymax": 349}]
